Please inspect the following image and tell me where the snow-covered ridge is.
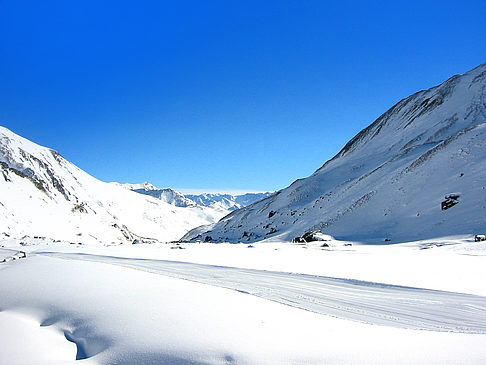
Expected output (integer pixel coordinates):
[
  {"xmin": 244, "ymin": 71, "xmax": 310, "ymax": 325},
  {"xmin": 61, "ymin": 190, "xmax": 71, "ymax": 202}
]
[
  {"xmin": 113, "ymin": 182, "xmax": 199, "ymax": 208},
  {"xmin": 186, "ymin": 192, "xmax": 273, "ymax": 210},
  {"xmin": 0, "ymin": 126, "xmax": 225, "ymax": 243},
  {"xmin": 184, "ymin": 63, "xmax": 486, "ymax": 243},
  {"xmin": 112, "ymin": 181, "xmax": 159, "ymax": 191},
  {"xmin": 116, "ymin": 182, "xmax": 273, "ymax": 210}
]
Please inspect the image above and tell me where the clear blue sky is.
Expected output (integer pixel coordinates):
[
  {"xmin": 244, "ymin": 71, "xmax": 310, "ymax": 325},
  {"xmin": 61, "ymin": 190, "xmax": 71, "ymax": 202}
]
[{"xmin": 1, "ymin": 0, "xmax": 485, "ymax": 193}]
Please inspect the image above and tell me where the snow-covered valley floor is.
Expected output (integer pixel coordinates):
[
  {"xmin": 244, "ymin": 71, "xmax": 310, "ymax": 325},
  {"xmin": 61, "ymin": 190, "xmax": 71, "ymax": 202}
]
[{"xmin": 1, "ymin": 236, "xmax": 486, "ymax": 364}]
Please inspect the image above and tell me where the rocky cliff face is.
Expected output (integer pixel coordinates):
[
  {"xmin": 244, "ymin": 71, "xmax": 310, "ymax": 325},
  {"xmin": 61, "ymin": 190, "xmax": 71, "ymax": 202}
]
[{"xmin": 184, "ymin": 63, "xmax": 486, "ymax": 243}]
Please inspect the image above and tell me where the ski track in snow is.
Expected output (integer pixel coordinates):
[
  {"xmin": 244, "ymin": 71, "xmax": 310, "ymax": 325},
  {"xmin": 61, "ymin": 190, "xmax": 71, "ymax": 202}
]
[{"xmin": 37, "ymin": 251, "xmax": 486, "ymax": 334}]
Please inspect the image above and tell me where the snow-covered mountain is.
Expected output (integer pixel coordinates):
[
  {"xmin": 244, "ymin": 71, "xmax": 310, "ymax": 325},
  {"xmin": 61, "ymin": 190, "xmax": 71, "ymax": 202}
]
[
  {"xmin": 116, "ymin": 183, "xmax": 272, "ymax": 211},
  {"xmin": 0, "ymin": 127, "xmax": 224, "ymax": 243},
  {"xmin": 183, "ymin": 63, "xmax": 486, "ymax": 243},
  {"xmin": 185, "ymin": 192, "xmax": 273, "ymax": 211},
  {"xmin": 113, "ymin": 182, "xmax": 198, "ymax": 207}
]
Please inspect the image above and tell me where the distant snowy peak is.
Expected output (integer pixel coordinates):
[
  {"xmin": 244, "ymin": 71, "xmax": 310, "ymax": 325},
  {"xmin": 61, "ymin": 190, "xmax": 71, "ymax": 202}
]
[
  {"xmin": 113, "ymin": 182, "xmax": 158, "ymax": 191},
  {"xmin": 183, "ymin": 63, "xmax": 486, "ymax": 243},
  {"xmin": 118, "ymin": 183, "xmax": 273, "ymax": 210},
  {"xmin": 186, "ymin": 192, "xmax": 273, "ymax": 211},
  {"xmin": 113, "ymin": 182, "xmax": 198, "ymax": 207},
  {"xmin": 136, "ymin": 187, "xmax": 198, "ymax": 208}
]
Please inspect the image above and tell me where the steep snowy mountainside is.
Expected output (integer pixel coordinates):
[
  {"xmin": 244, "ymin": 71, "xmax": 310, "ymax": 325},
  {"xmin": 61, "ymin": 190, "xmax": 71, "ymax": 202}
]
[
  {"xmin": 0, "ymin": 126, "xmax": 222, "ymax": 243},
  {"xmin": 186, "ymin": 192, "xmax": 273, "ymax": 210},
  {"xmin": 113, "ymin": 182, "xmax": 199, "ymax": 208},
  {"xmin": 184, "ymin": 63, "xmax": 486, "ymax": 243}
]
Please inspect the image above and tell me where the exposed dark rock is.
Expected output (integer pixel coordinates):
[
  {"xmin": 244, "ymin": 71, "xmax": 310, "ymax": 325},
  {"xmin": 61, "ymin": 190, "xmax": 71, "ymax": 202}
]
[
  {"xmin": 441, "ymin": 193, "xmax": 460, "ymax": 210},
  {"xmin": 19, "ymin": 150, "xmax": 70, "ymax": 200},
  {"xmin": 266, "ymin": 228, "xmax": 277, "ymax": 235},
  {"xmin": 441, "ymin": 200, "xmax": 457, "ymax": 210},
  {"xmin": 1, "ymin": 161, "xmax": 48, "ymax": 193},
  {"xmin": 302, "ymin": 231, "xmax": 331, "ymax": 242},
  {"xmin": 292, "ymin": 237, "xmax": 306, "ymax": 243},
  {"xmin": 2, "ymin": 170, "xmax": 10, "ymax": 181},
  {"xmin": 445, "ymin": 193, "xmax": 460, "ymax": 200},
  {"xmin": 71, "ymin": 202, "xmax": 88, "ymax": 213}
]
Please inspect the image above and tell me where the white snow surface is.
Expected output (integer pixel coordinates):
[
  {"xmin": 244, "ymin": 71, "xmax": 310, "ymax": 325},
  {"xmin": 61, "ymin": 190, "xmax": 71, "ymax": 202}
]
[
  {"xmin": 1, "ymin": 237, "xmax": 486, "ymax": 364},
  {"xmin": 0, "ymin": 126, "xmax": 225, "ymax": 243},
  {"xmin": 185, "ymin": 63, "xmax": 486, "ymax": 243}
]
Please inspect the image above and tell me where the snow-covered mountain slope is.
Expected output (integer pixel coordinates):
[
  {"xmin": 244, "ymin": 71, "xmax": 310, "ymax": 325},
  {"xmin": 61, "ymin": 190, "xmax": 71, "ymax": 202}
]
[
  {"xmin": 0, "ymin": 127, "xmax": 223, "ymax": 243},
  {"xmin": 184, "ymin": 63, "xmax": 486, "ymax": 243},
  {"xmin": 113, "ymin": 182, "xmax": 199, "ymax": 207},
  {"xmin": 186, "ymin": 192, "xmax": 273, "ymax": 211}
]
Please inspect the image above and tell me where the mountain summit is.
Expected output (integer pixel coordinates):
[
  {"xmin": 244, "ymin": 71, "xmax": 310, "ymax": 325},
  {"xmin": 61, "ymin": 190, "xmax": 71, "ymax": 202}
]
[{"xmin": 184, "ymin": 63, "xmax": 486, "ymax": 243}]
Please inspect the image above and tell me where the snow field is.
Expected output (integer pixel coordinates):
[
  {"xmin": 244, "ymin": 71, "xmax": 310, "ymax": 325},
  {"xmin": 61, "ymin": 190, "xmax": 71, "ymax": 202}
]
[
  {"xmin": 1, "ymin": 252, "xmax": 486, "ymax": 364},
  {"xmin": 1, "ymin": 238, "xmax": 486, "ymax": 364}
]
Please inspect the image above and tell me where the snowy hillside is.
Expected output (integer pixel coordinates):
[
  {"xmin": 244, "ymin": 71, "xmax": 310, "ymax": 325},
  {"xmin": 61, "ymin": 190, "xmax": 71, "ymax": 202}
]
[
  {"xmin": 186, "ymin": 192, "xmax": 273, "ymax": 210},
  {"xmin": 184, "ymin": 63, "xmax": 486, "ymax": 243},
  {"xmin": 0, "ymin": 127, "xmax": 224, "ymax": 243}
]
